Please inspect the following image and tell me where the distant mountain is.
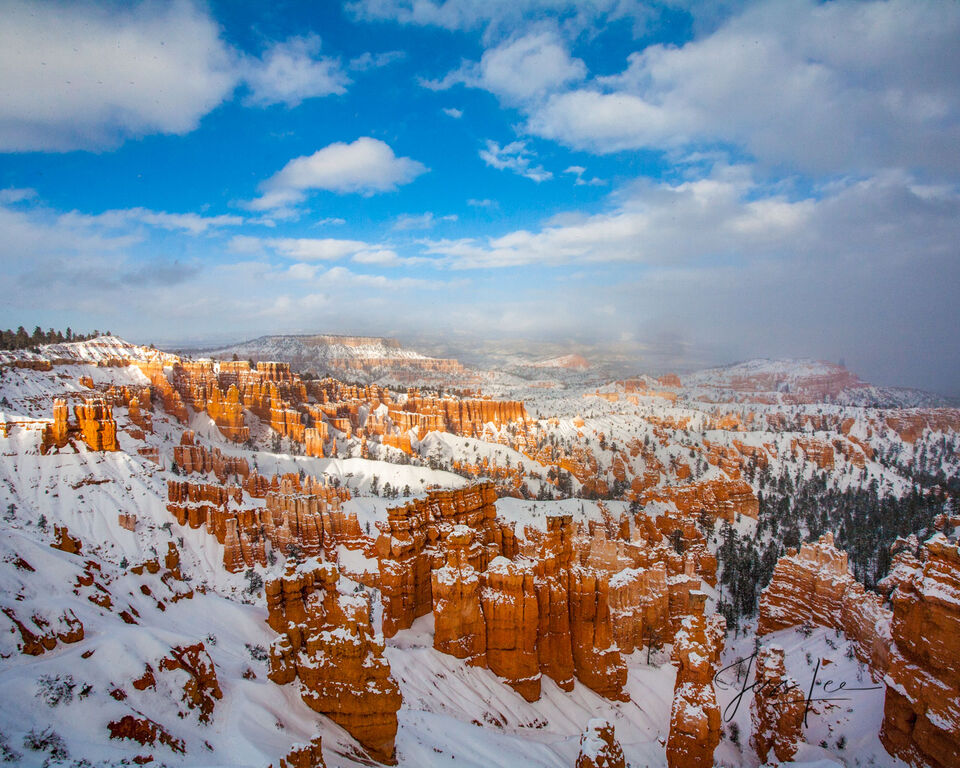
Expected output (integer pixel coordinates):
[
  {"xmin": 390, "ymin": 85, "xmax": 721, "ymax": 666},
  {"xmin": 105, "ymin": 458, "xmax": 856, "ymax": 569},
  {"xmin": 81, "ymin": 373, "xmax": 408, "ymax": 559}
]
[
  {"xmin": 197, "ymin": 334, "xmax": 467, "ymax": 380},
  {"xmin": 529, "ymin": 354, "xmax": 591, "ymax": 370},
  {"xmin": 677, "ymin": 358, "xmax": 951, "ymax": 407}
]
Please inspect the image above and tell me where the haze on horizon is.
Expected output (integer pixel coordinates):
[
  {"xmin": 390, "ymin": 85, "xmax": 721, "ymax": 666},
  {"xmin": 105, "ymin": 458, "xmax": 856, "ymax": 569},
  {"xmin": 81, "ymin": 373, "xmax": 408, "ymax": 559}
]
[{"xmin": 1, "ymin": 0, "xmax": 958, "ymax": 396}]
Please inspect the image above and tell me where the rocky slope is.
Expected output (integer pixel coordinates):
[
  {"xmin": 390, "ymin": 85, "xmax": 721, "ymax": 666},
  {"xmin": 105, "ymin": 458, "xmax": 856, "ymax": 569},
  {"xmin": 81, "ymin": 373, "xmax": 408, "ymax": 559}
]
[{"xmin": 0, "ymin": 335, "xmax": 956, "ymax": 767}]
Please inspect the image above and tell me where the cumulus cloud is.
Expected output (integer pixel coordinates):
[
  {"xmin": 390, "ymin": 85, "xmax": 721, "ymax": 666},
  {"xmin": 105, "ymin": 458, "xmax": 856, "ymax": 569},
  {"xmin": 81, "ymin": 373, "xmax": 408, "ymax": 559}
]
[
  {"xmin": 479, "ymin": 140, "xmax": 552, "ymax": 182},
  {"xmin": 422, "ymin": 165, "xmax": 960, "ymax": 272},
  {"xmin": 242, "ymin": 35, "xmax": 349, "ymax": 107},
  {"xmin": 0, "ymin": 2, "xmax": 355, "ymax": 152},
  {"xmin": 0, "ymin": 0, "xmax": 235, "ymax": 151},
  {"xmin": 525, "ymin": 0, "xmax": 960, "ymax": 175},
  {"xmin": 422, "ymin": 31, "xmax": 585, "ymax": 104},
  {"xmin": 442, "ymin": 107, "xmax": 464, "ymax": 118},
  {"xmin": 249, "ymin": 137, "xmax": 428, "ymax": 210}
]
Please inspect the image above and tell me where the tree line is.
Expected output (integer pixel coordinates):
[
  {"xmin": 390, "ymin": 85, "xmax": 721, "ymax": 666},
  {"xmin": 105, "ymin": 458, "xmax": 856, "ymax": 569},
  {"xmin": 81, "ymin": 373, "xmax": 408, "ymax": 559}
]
[{"xmin": 0, "ymin": 326, "xmax": 106, "ymax": 350}]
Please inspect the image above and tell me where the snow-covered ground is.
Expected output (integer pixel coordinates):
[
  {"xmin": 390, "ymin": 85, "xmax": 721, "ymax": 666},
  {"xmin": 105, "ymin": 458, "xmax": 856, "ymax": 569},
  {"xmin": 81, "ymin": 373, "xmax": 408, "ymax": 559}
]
[{"xmin": 0, "ymin": 338, "xmax": 947, "ymax": 767}]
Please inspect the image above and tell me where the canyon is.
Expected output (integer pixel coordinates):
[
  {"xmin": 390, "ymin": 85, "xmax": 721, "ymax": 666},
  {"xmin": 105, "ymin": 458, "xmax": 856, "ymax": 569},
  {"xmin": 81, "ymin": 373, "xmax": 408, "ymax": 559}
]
[{"xmin": 0, "ymin": 336, "xmax": 956, "ymax": 767}]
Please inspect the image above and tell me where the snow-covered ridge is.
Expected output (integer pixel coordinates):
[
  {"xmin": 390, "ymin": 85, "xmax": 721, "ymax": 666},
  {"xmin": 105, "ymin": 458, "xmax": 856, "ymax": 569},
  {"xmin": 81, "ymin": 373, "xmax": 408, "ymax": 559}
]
[
  {"xmin": 676, "ymin": 358, "xmax": 950, "ymax": 407},
  {"xmin": 198, "ymin": 334, "xmax": 454, "ymax": 365},
  {"xmin": 0, "ymin": 335, "xmax": 173, "ymax": 366}
]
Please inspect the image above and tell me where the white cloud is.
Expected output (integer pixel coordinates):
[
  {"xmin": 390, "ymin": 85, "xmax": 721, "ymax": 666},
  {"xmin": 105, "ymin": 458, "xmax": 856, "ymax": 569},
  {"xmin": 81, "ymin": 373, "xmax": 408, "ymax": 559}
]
[
  {"xmin": 422, "ymin": 31, "xmax": 585, "ymax": 104},
  {"xmin": 479, "ymin": 140, "xmax": 552, "ymax": 182},
  {"xmin": 321, "ymin": 265, "xmax": 448, "ymax": 290},
  {"xmin": 347, "ymin": 0, "xmax": 657, "ymax": 41},
  {"xmin": 268, "ymin": 237, "xmax": 373, "ymax": 261},
  {"xmin": 351, "ymin": 249, "xmax": 402, "ymax": 265},
  {"xmin": 0, "ymin": 0, "xmax": 237, "ymax": 151},
  {"xmin": 242, "ymin": 35, "xmax": 349, "ymax": 107},
  {"xmin": 563, "ymin": 165, "xmax": 605, "ymax": 186},
  {"xmin": 250, "ymin": 137, "xmax": 428, "ymax": 210},
  {"xmin": 62, "ymin": 207, "xmax": 243, "ymax": 235},
  {"xmin": 467, "ymin": 198, "xmax": 498, "ymax": 209},
  {"xmin": 476, "ymin": 32, "xmax": 585, "ymax": 103},
  {"xmin": 422, "ymin": 165, "xmax": 960, "ymax": 270},
  {"xmin": 348, "ymin": 50, "xmax": 406, "ymax": 71},
  {"xmin": 0, "ymin": 3, "xmax": 355, "ymax": 152},
  {"xmin": 443, "ymin": 107, "xmax": 464, "ymax": 119},
  {"xmin": 393, "ymin": 212, "xmax": 458, "ymax": 230},
  {"xmin": 526, "ymin": 0, "xmax": 960, "ymax": 175},
  {"xmin": 0, "ymin": 187, "xmax": 37, "ymax": 203}
]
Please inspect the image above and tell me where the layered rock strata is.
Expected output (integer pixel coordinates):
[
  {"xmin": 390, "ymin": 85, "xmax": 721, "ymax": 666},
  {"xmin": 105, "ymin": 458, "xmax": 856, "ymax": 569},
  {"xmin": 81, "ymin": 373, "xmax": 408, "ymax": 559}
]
[
  {"xmin": 757, "ymin": 533, "xmax": 892, "ymax": 672},
  {"xmin": 266, "ymin": 563, "xmax": 401, "ymax": 764},
  {"xmin": 880, "ymin": 534, "xmax": 960, "ymax": 768},
  {"xmin": 666, "ymin": 591, "xmax": 725, "ymax": 768},
  {"xmin": 749, "ymin": 645, "xmax": 804, "ymax": 763}
]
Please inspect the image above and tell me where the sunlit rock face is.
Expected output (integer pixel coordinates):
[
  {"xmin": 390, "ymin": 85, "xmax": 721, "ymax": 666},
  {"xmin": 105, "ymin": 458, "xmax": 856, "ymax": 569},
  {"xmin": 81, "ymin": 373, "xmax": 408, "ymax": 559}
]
[
  {"xmin": 749, "ymin": 645, "xmax": 804, "ymax": 763},
  {"xmin": 757, "ymin": 532, "xmax": 893, "ymax": 672},
  {"xmin": 666, "ymin": 591, "xmax": 725, "ymax": 768},
  {"xmin": 266, "ymin": 563, "xmax": 401, "ymax": 765},
  {"xmin": 880, "ymin": 534, "xmax": 960, "ymax": 768},
  {"xmin": 576, "ymin": 718, "xmax": 626, "ymax": 768}
]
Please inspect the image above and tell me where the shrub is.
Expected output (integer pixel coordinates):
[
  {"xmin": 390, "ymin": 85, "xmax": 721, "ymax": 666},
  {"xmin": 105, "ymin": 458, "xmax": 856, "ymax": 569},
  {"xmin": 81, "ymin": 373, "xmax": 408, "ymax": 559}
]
[
  {"xmin": 35, "ymin": 674, "xmax": 76, "ymax": 707},
  {"xmin": 22, "ymin": 727, "xmax": 68, "ymax": 761}
]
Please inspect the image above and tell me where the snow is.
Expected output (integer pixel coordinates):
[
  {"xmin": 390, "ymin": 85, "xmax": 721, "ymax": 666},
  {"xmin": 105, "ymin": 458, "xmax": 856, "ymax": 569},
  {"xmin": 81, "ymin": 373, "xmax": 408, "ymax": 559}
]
[{"xmin": 0, "ymin": 336, "xmax": 950, "ymax": 767}]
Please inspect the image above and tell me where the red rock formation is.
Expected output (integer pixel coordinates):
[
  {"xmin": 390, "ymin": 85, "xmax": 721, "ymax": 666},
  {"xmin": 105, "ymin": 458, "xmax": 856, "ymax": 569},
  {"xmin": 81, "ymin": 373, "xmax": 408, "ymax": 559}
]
[
  {"xmin": 880, "ymin": 534, "xmax": 960, "ymax": 768},
  {"xmin": 205, "ymin": 385, "xmax": 250, "ymax": 442},
  {"xmin": 432, "ymin": 525, "xmax": 487, "ymax": 666},
  {"xmin": 757, "ymin": 533, "xmax": 892, "ymax": 672},
  {"xmin": 137, "ymin": 446, "xmax": 159, "ymax": 464},
  {"xmin": 265, "ymin": 563, "xmax": 401, "ymax": 764},
  {"xmin": 568, "ymin": 567, "xmax": 628, "ymax": 701},
  {"xmin": 640, "ymin": 479, "xmax": 759, "ymax": 522},
  {"xmin": 271, "ymin": 736, "xmax": 326, "ymax": 768},
  {"xmin": 40, "ymin": 397, "xmax": 119, "ymax": 452},
  {"xmin": 51, "ymin": 525, "xmax": 82, "ymax": 555},
  {"xmin": 376, "ymin": 483, "xmax": 499, "ymax": 637},
  {"xmin": 173, "ymin": 432, "xmax": 250, "ymax": 481},
  {"xmin": 885, "ymin": 409, "xmax": 960, "ymax": 444},
  {"xmin": 304, "ymin": 426, "xmax": 326, "ymax": 457},
  {"xmin": 666, "ymin": 591, "xmax": 725, "ymax": 768},
  {"xmin": 118, "ymin": 513, "xmax": 137, "ymax": 532},
  {"xmin": 1, "ymin": 607, "xmax": 84, "ymax": 655},
  {"xmin": 138, "ymin": 362, "xmax": 189, "ymax": 424},
  {"xmin": 74, "ymin": 398, "xmax": 119, "ymax": 450},
  {"xmin": 481, "ymin": 556, "xmax": 540, "ymax": 701},
  {"xmin": 126, "ymin": 396, "xmax": 153, "ymax": 432},
  {"xmin": 658, "ymin": 374, "xmax": 682, "ymax": 388},
  {"xmin": 108, "ymin": 715, "xmax": 184, "ymax": 754},
  {"xmin": 576, "ymin": 719, "xmax": 626, "ymax": 768},
  {"xmin": 750, "ymin": 645, "xmax": 804, "ymax": 763},
  {"xmin": 791, "ymin": 437, "xmax": 835, "ymax": 470},
  {"xmin": 606, "ymin": 563, "xmax": 670, "ymax": 653},
  {"xmin": 40, "ymin": 399, "xmax": 71, "ymax": 453},
  {"xmin": 157, "ymin": 643, "xmax": 223, "ymax": 723}
]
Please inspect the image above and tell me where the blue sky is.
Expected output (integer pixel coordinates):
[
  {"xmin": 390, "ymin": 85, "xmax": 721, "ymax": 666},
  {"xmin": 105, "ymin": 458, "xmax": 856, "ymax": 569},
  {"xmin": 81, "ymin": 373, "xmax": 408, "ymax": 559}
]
[{"xmin": 1, "ymin": 0, "xmax": 958, "ymax": 394}]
